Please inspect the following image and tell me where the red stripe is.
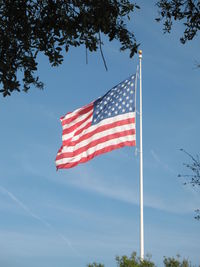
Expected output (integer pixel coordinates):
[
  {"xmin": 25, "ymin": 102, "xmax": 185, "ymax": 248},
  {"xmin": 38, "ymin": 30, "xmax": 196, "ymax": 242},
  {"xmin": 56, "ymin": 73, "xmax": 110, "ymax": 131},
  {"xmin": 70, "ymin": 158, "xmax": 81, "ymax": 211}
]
[
  {"xmin": 62, "ymin": 121, "xmax": 92, "ymax": 145},
  {"xmin": 72, "ymin": 121, "xmax": 92, "ymax": 137},
  {"xmin": 62, "ymin": 117, "xmax": 135, "ymax": 146},
  {"xmin": 56, "ymin": 140, "xmax": 136, "ymax": 169},
  {"xmin": 61, "ymin": 104, "xmax": 93, "ymax": 126},
  {"xmin": 62, "ymin": 112, "xmax": 92, "ymax": 135},
  {"xmin": 56, "ymin": 129, "xmax": 135, "ymax": 160}
]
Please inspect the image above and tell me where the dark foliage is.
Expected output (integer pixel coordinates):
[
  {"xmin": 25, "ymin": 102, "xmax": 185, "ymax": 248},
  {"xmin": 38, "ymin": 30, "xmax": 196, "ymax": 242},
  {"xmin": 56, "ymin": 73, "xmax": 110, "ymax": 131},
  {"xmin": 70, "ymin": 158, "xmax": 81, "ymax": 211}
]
[
  {"xmin": 116, "ymin": 252, "xmax": 155, "ymax": 267},
  {"xmin": 88, "ymin": 252, "xmax": 194, "ymax": 267},
  {"xmin": 178, "ymin": 149, "xmax": 200, "ymax": 187},
  {"xmin": 87, "ymin": 263, "xmax": 104, "ymax": 267},
  {"xmin": 156, "ymin": 0, "xmax": 200, "ymax": 44},
  {"xmin": 194, "ymin": 209, "xmax": 200, "ymax": 220},
  {"xmin": 0, "ymin": 0, "xmax": 140, "ymax": 97},
  {"xmin": 178, "ymin": 149, "xmax": 200, "ymax": 220},
  {"xmin": 163, "ymin": 255, "xmax": 191, "ymax": 267}
]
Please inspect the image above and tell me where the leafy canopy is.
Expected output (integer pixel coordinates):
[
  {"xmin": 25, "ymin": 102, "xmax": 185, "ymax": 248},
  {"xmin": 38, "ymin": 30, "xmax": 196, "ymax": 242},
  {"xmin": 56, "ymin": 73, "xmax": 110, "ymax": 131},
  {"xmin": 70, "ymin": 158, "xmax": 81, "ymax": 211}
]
[
  {"xmin": 88, "ymin": 252, "xmax": 193, "ymax": 267},
  {"xmin": 115, "ymin": 252, "xmax": 155, "ymax": 267},
  {"xmin": 156, "ymin": 0, "xmax": 200, "ymax": 44},
  {"xmin": 0, "ymin": 0, "xmax": 140, "ymax": 97},
  {"xmin": 87, "ymin": 263, "xmax": 104, "ymax": 267}
]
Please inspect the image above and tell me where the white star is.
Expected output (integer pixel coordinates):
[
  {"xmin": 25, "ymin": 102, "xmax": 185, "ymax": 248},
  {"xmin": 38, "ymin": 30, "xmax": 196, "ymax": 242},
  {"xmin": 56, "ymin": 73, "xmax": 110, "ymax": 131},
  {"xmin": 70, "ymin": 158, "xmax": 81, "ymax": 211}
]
[
  {"xmin": 130, "ymin": 99, "xmax": 133, "ymax": 103},
  {"xmin": 126, "ymin": 96, "xmax": 129, "ymax": 100},
  {"xmin": 126, "ymin": 103, "xmax": 129, "ymax": 107},
  {"xmin": 118, "ymin": 105, "xmax": 122, "ymax": 109},
  {"xmin": 115, "ymin": 111, "xmax": 118, "ymax": 114},
  {"xmin": 131, "ymin": 83, "xmax": 134, "ymax": 87},
  {"xmin": 129, "ymin": 107, "xmax": 133, "ymax": 111},
  {"xmin": 122, "ymin": 109, "xmax": 125, "ymax": 112},
  {"xmin": 112, "ymin": 107, "xmax": 115, "ymax": 111},
  {"xmin": 130, "ymin": 90, "xmax": 134, "ymax": 94},
  {"xmin": 122, "ymin": 101, "xmax": 125, "ymax": 105},
  {"xmin": 108, "ymin": 112, "xmax": 111, "ymax": 116},
  {"xmin": 123, "ymin": 92, "xmax": 126, "ymax": 96}
]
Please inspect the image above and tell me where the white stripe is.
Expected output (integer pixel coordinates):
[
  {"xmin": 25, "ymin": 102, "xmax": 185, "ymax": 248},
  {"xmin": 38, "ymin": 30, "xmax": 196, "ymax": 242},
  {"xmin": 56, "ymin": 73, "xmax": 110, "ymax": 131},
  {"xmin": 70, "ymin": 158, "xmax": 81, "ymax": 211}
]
[
  {"xmin": 62, "ymin": 115, "xmax": 93, "ymax": 141},
  {"xmin": 61, "ymin": 103, "xmax": 93, "ymax": 122},
  {"xmin": 62, "ymin": 112, "xmax": 135, "ymax": 142},
  {"xmin": 61, "ymin": 108, "xmax": 82, "ymax": 121},
  {"xmin": 56, "ymin": 135, "xmax": 135, "ymax": 165},
  {"xmin": 58, "ymin": 122, "xmax": 135, "ymax": 156},
  {"xmin": 60, "ymin": 124, "xmax": 135, "ymax": 154},
  {"xmin": 62, "ymin": 109, "xmax": 93, "ymax": 130}
]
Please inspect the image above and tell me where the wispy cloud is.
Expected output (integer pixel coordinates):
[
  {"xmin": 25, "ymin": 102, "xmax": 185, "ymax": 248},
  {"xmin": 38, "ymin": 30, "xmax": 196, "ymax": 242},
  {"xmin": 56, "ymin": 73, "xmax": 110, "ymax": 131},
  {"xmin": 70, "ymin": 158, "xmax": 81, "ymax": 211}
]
[
  {"xmin": 66, "ymin": 170, "xmax": 139, "ymax": 205},
  {"xmin": 57, "ymin": 166, "xmax": 197, "ymax": 215},
  {"xmin": 150, "ymin": 149, "xmax": 177, "ymax": 175},
  {"xmin": 5, "ymin": 145, "xmax": 197, "ymax": 217},
  {"xmin": 0, "ymin": 185, "xmax": 77, "ymax": 254}
]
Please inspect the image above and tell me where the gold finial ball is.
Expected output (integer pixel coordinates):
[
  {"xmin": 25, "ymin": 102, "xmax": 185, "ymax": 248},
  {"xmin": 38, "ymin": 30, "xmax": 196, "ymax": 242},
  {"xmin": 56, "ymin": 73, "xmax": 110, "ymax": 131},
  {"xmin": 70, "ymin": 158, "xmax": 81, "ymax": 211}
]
[{"xmin": 138, "ymin": 50, "xmax": 142, "ymax": 55}]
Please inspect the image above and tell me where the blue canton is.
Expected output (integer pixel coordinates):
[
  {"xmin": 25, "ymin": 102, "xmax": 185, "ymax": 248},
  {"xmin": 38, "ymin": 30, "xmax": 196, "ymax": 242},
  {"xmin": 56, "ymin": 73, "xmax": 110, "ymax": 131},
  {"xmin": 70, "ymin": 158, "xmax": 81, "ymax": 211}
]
[{"xmin": 92, "ymin": 75, "xmax": 136, "ymax": 125}]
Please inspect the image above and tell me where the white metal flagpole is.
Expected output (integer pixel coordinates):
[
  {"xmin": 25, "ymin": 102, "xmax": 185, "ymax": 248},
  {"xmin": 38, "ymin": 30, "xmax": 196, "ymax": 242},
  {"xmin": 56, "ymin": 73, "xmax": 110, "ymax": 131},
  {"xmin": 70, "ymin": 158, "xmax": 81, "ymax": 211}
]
[{"xmin": 138, "ymin": 50, "xmax": 144, "ymax": 260}]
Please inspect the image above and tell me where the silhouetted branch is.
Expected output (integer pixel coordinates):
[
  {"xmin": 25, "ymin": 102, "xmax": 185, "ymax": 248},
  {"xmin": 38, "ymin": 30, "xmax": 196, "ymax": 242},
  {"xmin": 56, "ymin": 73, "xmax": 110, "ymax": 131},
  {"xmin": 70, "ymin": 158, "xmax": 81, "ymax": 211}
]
[
  {"xmin": 179, "ymin": 149, "xmax": 200, "ymax": 220},
  {"xmin": 98, "ymin": 32, "xmax": 108, "ymax": 71}
]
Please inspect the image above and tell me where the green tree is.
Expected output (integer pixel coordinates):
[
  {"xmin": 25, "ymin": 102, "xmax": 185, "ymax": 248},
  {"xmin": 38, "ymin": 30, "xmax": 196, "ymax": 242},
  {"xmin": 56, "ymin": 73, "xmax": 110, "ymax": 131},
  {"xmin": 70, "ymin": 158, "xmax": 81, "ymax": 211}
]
[
  {"xmin": 87, "ymin": 252, "xmax": 151, "ymax": 267},
  {"xmin": 87, "ymin": 252, "xmax": 195, "ymax": 267},
  {"xmin": 2, "ymin": 1, "xmax": 199, "ymax": 97},
  {"xmin": 156, "ymin": 1, "xmax": 200, "ymax": 221},
  {"xmin": 156, "ymin": 0, "xmax": 200, "ymax": 218},
  {"xmin": 0, "ymin": 0, "xmax": 140, "ymax": 97},
  {"xmin": 156, "ymin": 0, "xmax": 200, "ymax": 44},
  {"xmin": 178, "ymin": 149, "xmax": 200, "ymax": 220},
  {"xmin": 87, "ymin": 263, "xmax": 105, "ymax": 267},
  {"xmin": 115, "ymin": 252, "xmax": 155, "ymax": 267},
  {"xmin": 163, "ymin": 255, "xmax": 191, "ymax": 267}
]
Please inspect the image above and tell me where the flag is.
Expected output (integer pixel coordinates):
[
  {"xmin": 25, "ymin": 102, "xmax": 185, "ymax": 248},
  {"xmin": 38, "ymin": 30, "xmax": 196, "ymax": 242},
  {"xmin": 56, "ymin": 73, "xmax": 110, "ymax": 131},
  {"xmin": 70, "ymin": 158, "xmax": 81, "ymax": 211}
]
[{"xmin": 55, "ymin": 74, "xmax": 136, "ymax": 169}]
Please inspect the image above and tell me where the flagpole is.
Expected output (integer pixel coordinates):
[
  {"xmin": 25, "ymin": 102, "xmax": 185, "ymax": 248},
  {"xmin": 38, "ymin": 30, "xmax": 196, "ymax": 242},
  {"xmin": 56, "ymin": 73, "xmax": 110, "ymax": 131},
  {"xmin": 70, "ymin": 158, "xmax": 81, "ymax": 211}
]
[{"xmin": 139, "ymin": 50, "xmax": 144, "ymax": 260}]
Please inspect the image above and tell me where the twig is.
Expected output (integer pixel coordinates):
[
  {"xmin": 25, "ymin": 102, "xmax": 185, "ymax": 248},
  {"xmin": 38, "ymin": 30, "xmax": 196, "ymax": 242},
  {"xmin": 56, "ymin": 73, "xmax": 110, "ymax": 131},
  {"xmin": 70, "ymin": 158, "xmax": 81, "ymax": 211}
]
[
  {"xmin": 86, "ymin": 45, "xmax": 88, "ymax": 65},
  {"xmin": 98, "ymin": 32, "xmax": 108, "ymax": 71}
]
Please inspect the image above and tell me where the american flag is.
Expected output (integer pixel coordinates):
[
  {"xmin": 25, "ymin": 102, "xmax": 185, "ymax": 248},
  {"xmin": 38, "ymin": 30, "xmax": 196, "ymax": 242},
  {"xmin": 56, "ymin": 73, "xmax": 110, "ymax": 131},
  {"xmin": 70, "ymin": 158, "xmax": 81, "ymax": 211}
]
[{"xmin": 55, "ymin": 74, "xmax": 136, "ymax": 169}]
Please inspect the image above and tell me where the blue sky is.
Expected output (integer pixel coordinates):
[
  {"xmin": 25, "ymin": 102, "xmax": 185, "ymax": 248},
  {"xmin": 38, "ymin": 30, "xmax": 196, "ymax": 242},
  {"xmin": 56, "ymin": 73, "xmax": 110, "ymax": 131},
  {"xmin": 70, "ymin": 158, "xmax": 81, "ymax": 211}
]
[{"xmin": 0, "ymin": 1, "xmax": 200, "ymax": 267}]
